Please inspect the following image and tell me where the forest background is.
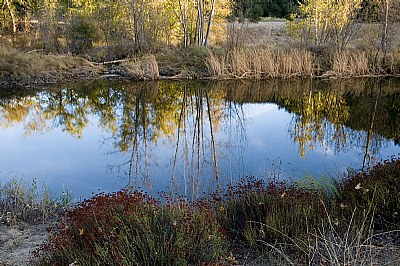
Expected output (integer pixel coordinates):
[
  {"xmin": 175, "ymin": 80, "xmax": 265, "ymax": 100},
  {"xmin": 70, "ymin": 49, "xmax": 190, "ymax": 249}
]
[{"xmin": 0, "ymin": 0, "xmax": 399, "ymax": 82}]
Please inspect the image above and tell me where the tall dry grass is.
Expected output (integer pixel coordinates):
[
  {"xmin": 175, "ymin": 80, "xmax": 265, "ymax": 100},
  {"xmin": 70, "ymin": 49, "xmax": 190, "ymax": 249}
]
[
  {"xmin": 206, "ymin": 48, "xmax": 314, "ymax": 79},
  {"xmin": 329, "ymin": 49, "xmax": 400, "ymax": 77},
  {"xmin": 121, "ymin": 54, "xmax": 159, "ymax": 80},
  {"xmin": 257, "ymin": 206, "xmax": 400, "ymax": 266},
  {"xmin": 332, "ymin": 50, "xmax": 371, "ymax": 77},
  {"xmin": 206, "ymin": 47, "xmax": 399, "ymax": 80}
]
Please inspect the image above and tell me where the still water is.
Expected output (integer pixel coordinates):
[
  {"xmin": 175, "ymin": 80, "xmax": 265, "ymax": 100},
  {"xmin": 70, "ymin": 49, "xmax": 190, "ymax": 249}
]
[{"xmin": 0, "ymin": 79, "xmax": 399, "ymax": 199}]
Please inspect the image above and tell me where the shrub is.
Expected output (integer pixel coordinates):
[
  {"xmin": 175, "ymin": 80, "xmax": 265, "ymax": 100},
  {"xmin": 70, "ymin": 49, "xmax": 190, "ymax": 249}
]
[
  {"xmin": 338, "ymin": 157, "xmax": 400, "ymax": 230},
  {"xmin": 33, "ymin": 159, "xmax": 400, "ymax": 265},
  {"xmin": 214, "ymin": 178, "xmax": 330, "ymax": 248},
  {"xmin": 67, "ymin": 14, "xmax": 100, "ymax": 55}
]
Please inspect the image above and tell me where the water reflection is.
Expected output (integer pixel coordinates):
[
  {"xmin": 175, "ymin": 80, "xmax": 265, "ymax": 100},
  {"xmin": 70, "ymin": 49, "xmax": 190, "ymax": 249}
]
[{"xmin": 0, "ymin": 79, "xmax": 399, "ymax": 198}]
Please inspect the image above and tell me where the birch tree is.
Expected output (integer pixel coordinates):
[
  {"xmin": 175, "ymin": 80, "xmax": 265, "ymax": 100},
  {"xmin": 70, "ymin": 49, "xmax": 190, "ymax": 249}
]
[
  {"xmin": 196, "ymin": 0, "xmax": 230, "ymax": 47},
  {"xmin": 296, "ymin": 0, "xmax": 363, "ymax": 50},
  {"xmin": 168, "ymin": 0, "xmax": 192, "ymax": 48},
  {"xmin": 1, "ymin": 0, "xmax": 38, "ymax": 35},
  {"xmin": 168, "ymin": 0, "xmax": 230, "ymax": 48},
  {"xmin": 4, "ymin": 0, "xmax": 16, "ymax": 34},
  {"xmin": 376, "ymin": 0, "xmax": 400, "ymax": 62}
]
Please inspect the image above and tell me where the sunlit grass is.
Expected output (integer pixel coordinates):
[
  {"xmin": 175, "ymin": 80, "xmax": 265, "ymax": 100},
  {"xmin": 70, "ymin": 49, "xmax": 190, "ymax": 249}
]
[{"xmin": 206, "ymin": 47, "xmax": 314, "ymax": 79}]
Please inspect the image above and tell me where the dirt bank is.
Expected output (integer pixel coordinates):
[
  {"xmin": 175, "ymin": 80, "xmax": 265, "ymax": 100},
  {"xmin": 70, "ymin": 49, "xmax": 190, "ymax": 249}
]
[
  {"xmin": 0, "ymin": 46, "xmax": 106, "ymax": 89},
  {"xmin": 0, "ymin": 223, "xmax": 50, "ymax": 265}
]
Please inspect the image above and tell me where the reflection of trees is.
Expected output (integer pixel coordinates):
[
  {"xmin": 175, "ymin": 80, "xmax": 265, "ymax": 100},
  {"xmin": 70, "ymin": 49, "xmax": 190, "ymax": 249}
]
[
  {"xmin": 220, "ymin": 78, "xmax": 400, "ymax": 169},
  {"xmin": 283, "ymin": 90, "xmax": 350, "ymax": 158},
  {"xmin": 169, "ymin": 85, "xmax": 226, "ymax": 198},
  {"xmin": 0, "ymin": 88, "xmax": 119, "ymax": 138},
  {"xmin": 0, "ymin": 96, "xmax": 34, "ymax": 129},
  {"xmin": 1, "ymin": 78, "xmax": 399, "ymax": 190},
  {"xmin": 0, "ymin": 81, "xmax": 226, "ymax": 196},
  {"xmin": 284, "ymin": 81, "xmax": 399, "ymax": 166}
]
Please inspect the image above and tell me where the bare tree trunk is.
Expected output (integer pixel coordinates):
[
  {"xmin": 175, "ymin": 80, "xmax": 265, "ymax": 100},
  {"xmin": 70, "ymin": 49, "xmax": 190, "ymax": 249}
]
[
  {"xmin": 139, "ymin": 0, "xmax": 146, "ymax": 49},
  {"xmin": 178, "ymin": 0, "xmax": 188, "ymax": 48},
  {"xmin": 381, "ymin": 0, "xmax": 390, "ymax": 64},
  {"xmin": 196, "ymin": 0, "xmax": 204, "ymax": 46},
  {"xmin": 5, "ymin": 0, "xmax": 17, "ymax": 34},
  {"xmin": 131, "ymin": 1, "xmax": 140, "ymax": 50},
  {"xmin": 314, "ymin": 5, "xmax": 319, "ymax": 46},
  {"xmin": 204, "ymin": 0, "xmax": 215, "ymax": 47},
  {"xmin": 129, "ymin": 0, "xmax": 147, "ymax": 51}
]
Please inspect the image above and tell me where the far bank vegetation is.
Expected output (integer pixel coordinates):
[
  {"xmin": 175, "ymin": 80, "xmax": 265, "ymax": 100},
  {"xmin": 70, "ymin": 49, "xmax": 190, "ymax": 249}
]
[{"xmin": 0, "ymin": 0, "xmax": 399, "ymax": 81}]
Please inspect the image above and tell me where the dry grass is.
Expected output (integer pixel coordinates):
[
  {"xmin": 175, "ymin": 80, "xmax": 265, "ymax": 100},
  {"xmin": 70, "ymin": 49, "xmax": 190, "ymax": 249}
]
[
  {"xmin": 0, "ymin": 45, "xmax": 104, "ymax": 88},
  {"xmin": 332, "ymin": 50, "xmax": 371, "ymax": 77},
  {"xmin": 121, "ymin": 54, "xmax": 160, "ymax": 80},
  {"xmin": 206, "ymin": 47, "xmax": 314, "ymax": 79},
  {"xmin": 0, "ymin": 45, "xmax": 92, "ymax": 77},
  {"xmin": 256, "ymin": 208, "xmax": 400, "ymax": 266},
  {"xmin": 0, "ymin": 178, "xmax": 72, "ymax": 225}
]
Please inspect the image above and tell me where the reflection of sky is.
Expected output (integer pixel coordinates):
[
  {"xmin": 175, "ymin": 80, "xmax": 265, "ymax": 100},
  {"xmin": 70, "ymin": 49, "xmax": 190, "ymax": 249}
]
[
  {"xmin": 1, "ymin": 102, "xmax": 399, "ymax": 200},
  {"xmin": 235, "ymin": 104, "xmax": 397, "ymax": 180},
  {"xmin": 0, "ymin": 116, "xmax": 126, "ymax": 199}
]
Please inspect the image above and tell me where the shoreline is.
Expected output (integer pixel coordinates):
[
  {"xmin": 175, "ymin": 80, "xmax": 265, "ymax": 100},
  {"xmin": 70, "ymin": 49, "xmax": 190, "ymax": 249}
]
[
  {"xmin": 1, "ymin": 47, "xmax": 399, "ymax": 89},
  {"xmin": 2, "ymin": 71, "xmax": 400, "ymax": 90}
]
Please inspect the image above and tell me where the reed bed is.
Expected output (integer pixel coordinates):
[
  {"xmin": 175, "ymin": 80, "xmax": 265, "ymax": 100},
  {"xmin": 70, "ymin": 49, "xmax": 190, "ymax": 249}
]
[
  {"xmin": 121, "ymin": 54, "xmax": 160, "ymax": 80},
  {"xmin": 206, "ymin": 47, "xmax": 315, "ymax": 79},
  {"xmin": 332, "ymin": 50, "xmax": 371, "ymax": 77}
]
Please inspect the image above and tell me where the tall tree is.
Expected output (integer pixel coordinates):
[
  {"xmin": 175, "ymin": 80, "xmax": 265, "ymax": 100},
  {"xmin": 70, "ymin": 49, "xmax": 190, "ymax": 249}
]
[
  {"xmin": 295, "ymin": 0, "xmax": 363, "ymax": 50},
  {"xmin": 4, "ymin": 0, "xmax": 16, "ymax": 33},
  {"xmin": 377, "ymin": 0, "xmax": 400, "ymax": 63}
]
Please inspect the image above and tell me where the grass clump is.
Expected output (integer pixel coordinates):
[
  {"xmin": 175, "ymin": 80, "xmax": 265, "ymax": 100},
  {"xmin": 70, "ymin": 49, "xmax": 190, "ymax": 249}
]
[
  {"xmin": 214, "ymin": 177, "xmax": 328, "ymax": 246},
  {"xmin": 120, "ymin": 54, "xmax": 160, "ymax": 80},
  {"xmin": 0, "ymin": 178, "xmax": 70, "ymax": 225},
  {"xmin": 34, "ymin": 190, "xmax": 228, "ymax": 266},
  {"xmin": 332, "ymin": 50, "xmax": 371, "ymax": 77},
  {"xmin": 268, "ymin": 206, "xmax": 400, "ymax": 265},
  {"xmin": 214, "ymin": 159, "xmax": 400, "ymax": 264}
]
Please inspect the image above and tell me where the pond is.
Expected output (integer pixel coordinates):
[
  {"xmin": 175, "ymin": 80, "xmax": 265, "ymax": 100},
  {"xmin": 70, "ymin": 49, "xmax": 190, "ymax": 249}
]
[{"xmin": 0, "ymin": 79, "xmax": 399, "ymax": 199}]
